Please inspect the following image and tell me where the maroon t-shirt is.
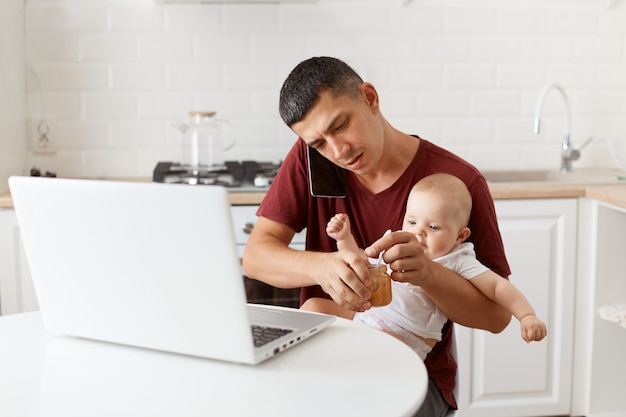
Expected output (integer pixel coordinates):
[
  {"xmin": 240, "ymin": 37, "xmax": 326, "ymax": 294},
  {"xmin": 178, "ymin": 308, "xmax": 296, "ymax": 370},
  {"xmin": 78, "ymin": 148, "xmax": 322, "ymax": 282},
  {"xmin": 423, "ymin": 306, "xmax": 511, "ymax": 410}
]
[{"xmin": 257, "ymin": 137, "xmax": 510, "ymax": 408}]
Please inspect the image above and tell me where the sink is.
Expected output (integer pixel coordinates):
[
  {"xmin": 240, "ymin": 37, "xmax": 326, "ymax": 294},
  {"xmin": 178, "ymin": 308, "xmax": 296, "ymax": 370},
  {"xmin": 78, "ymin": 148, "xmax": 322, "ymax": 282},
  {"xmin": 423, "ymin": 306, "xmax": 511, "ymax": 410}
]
[{"xmin": 482, "ymin": 168, "xmax": 626, "ymax": 184}]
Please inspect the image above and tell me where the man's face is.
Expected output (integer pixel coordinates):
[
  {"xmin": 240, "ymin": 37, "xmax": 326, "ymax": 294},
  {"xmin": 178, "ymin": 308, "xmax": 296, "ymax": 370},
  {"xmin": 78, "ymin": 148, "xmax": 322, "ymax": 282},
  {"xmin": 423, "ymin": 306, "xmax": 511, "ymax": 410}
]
[{"xmin": 290, "ymin": 85, "xmax": 383, "ymax": 176}]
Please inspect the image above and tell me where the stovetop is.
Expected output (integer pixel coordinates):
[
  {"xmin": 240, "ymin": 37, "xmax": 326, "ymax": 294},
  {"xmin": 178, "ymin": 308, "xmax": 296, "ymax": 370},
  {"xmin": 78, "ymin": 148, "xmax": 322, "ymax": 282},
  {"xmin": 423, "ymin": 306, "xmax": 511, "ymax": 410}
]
[{"xmin": 152, "ymin": 160, "xmax": 280, "ymax": 192}]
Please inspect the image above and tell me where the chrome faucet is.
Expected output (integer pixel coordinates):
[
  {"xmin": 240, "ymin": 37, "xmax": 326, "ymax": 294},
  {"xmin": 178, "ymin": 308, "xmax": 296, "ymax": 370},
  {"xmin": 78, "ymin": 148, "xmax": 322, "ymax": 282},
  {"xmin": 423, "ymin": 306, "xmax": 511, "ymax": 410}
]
[{"xmin": 533, "ymin": 83, "xmax": 592, "ymax": 173}]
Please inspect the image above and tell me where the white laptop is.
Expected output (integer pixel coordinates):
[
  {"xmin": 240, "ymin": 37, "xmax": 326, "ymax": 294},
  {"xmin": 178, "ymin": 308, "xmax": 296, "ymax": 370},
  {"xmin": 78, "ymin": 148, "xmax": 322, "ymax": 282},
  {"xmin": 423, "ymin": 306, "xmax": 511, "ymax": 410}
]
[{"xmin": 8, "ymin": 176, "xmax": 335, "ymax": 365}]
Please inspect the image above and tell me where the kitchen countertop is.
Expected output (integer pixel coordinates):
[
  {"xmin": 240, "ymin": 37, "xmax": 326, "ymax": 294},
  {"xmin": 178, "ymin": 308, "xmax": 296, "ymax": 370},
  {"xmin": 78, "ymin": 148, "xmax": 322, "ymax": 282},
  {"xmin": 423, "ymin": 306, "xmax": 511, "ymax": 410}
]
[{"xmin": 2, "ymin": 176, "xmax": 626, "ymax": 209}]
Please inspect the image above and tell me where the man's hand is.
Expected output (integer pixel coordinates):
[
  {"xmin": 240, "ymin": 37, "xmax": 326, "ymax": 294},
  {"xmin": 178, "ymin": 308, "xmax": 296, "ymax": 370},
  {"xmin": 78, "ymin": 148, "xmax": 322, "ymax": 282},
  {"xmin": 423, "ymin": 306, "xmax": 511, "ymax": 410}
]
[
  {"xmin": 316, "ymin": 249, "xmax": 372, "ymax": 312},
  {"xmin": 364, "ymin": 230, "xmax": 433, "ymax": 286}
]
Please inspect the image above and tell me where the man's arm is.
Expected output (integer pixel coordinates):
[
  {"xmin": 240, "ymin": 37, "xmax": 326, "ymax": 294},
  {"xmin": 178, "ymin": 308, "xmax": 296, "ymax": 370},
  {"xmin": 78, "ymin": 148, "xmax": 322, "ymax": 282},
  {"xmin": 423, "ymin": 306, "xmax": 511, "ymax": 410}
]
[
  {"xmin": 365, "ymin": 231, "xmax": 511, "ymax": 333},
  {"xmin": 242, "ymin": 216, "xmax": 372, "ymax": 312}
]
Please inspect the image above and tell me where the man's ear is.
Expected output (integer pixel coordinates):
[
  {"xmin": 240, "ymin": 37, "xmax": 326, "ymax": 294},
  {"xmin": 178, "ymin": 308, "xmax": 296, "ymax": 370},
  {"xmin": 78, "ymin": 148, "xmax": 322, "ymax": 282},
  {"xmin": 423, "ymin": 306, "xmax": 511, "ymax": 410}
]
[
  {"xmin": 360, "ymin": 82, "xmax": 379, "ymax": 109},
  {"xmin": 457, "ymin": 227, "xmax": 471, "ymax": 244}
]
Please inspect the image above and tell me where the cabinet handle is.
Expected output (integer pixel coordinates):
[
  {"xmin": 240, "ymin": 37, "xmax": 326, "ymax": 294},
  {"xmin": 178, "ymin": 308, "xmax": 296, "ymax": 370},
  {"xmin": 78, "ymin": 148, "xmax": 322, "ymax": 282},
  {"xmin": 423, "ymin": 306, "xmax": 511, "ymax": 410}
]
[{"xmin": 243, "ymin": 222, "xmax": 255, "ymax": 235}]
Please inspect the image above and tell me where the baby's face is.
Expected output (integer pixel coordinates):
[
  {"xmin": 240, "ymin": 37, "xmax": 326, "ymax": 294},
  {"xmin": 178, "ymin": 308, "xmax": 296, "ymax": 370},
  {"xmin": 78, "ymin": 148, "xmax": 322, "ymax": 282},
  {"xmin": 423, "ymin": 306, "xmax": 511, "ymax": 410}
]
[{"xmin": 402, "ymin": 190, "xmax": 464, "ymax": 260}]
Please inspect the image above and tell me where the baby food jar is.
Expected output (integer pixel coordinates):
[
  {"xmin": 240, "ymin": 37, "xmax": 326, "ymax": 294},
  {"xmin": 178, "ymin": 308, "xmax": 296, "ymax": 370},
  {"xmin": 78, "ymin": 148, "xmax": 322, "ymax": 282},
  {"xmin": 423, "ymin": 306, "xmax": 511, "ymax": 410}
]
[{"xmin": 368, "ymin": 264, "xmax": 392, "ymax": 307}]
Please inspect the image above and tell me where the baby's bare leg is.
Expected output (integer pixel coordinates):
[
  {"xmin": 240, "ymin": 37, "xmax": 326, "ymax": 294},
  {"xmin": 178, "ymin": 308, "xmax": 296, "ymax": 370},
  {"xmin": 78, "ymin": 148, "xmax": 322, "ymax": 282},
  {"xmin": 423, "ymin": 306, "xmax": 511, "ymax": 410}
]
[{"xmin": 300, "ymin": 297, "xmax": 355, "ymax": 320}]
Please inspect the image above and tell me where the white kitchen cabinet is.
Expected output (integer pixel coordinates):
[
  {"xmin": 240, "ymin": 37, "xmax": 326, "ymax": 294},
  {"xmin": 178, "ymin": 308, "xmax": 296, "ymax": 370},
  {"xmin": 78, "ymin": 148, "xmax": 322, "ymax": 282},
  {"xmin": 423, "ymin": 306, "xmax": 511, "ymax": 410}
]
[
  {"xmin": 455, "ymin": 198, "xmax": 577, "ymax": 417},
  {"xmin": 0, "ymin": 209, "xmax": 39, "ymax": 315},
  {"xmin": 572, "ymin": 198, "xmax": 626, "ymax": 417},
  {"xmin": 231, "ymin": 205, "xmax": 306, "ymax": 256}
]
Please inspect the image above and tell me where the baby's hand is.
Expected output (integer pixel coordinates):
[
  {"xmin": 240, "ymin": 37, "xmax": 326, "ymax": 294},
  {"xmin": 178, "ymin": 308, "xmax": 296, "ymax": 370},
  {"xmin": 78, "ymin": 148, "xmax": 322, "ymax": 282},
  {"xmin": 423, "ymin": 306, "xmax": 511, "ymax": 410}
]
[
  {"xmin": 520, "ymin": 315, "xmax": 547, "ymax": 343},
  {"xmin": 326, "ymin": 213, "xmax": 351, "ymax": 241}
]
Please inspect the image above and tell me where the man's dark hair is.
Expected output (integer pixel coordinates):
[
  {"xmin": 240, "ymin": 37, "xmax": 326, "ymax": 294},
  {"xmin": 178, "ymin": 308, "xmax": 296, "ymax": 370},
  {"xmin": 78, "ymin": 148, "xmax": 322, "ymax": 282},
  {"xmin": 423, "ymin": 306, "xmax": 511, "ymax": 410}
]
[{"xmin": 279, "ymin": 57, "xmax": 364, "ymax": 126}]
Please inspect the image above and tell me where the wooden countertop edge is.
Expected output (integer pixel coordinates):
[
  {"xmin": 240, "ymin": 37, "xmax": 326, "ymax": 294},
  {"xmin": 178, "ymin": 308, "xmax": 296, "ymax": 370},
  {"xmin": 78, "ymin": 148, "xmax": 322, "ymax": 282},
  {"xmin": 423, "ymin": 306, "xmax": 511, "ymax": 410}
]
[{"xmin": 2, "ymin": 183, "xmax": 626, "ymax": 209}]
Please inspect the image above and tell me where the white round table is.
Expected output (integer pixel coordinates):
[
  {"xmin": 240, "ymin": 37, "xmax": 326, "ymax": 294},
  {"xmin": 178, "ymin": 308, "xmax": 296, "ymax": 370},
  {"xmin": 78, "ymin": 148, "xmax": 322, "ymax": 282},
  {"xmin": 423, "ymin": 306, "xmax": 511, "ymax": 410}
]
[{"xmin": 0, "ymin": 311, "xmax": 428, "ymax": 417}]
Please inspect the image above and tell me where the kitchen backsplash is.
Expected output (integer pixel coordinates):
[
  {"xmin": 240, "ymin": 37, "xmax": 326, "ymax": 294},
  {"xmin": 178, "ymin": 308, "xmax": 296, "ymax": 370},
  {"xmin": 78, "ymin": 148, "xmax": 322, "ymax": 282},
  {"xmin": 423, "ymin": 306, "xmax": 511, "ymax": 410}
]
[{"xmin": 24, "ymin": 0, "xmax": 626, "ymax": 178}]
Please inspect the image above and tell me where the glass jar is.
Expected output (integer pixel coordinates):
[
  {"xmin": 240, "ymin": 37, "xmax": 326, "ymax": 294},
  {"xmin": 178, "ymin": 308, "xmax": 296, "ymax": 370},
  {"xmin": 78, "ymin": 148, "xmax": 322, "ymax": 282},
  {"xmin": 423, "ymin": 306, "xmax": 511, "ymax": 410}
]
[{"xmin": 368, "ymin": 264, "xmax": 392, "ymax": 307}]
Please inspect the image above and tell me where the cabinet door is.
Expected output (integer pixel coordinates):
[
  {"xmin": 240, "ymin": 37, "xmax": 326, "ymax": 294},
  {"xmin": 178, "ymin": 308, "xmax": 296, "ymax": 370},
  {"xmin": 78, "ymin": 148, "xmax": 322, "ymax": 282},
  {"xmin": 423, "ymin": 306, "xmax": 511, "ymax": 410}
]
[
  {"xmin": 0, "ymin": 209, "xmax": 39, "ymax": 315},
  {"xmin": 455, "ymin": 198, "xmax": 576, "ymax": 417}
]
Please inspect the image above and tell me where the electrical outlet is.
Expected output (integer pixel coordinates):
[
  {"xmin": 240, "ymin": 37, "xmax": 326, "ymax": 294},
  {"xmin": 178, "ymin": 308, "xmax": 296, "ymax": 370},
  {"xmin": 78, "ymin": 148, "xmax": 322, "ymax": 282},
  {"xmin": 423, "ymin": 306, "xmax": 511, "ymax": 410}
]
[{"xmin": 30, "ymin": 118, "xmax": 57, "ymax": 154}]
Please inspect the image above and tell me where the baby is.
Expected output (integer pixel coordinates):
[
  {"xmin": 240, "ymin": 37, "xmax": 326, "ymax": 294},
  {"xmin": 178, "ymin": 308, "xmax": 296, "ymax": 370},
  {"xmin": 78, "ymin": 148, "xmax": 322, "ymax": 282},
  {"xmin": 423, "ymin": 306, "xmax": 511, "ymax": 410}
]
[{"xmin": 302, "ymin": 173, "xmax": 547, "ymax": 360}]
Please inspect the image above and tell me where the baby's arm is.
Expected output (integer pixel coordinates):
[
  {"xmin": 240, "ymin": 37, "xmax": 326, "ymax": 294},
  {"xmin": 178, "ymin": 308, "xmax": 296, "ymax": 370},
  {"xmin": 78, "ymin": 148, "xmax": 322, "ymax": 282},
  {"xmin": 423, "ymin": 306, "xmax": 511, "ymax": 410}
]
[
  {"xmin": 326, "ymin": 213, "xmax": 360, "ymax": 252},
  {"xmin": 470, "ymin": 271, "xmax": 547, "ymax": 343}
]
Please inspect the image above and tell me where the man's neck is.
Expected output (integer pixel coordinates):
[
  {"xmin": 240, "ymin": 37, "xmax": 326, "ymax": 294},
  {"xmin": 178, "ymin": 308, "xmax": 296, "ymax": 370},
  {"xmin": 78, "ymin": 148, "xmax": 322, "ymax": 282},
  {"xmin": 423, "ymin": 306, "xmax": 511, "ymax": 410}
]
[{"xmin": 355, "ymin": 130, "xmax": 420, "ymax": 194}]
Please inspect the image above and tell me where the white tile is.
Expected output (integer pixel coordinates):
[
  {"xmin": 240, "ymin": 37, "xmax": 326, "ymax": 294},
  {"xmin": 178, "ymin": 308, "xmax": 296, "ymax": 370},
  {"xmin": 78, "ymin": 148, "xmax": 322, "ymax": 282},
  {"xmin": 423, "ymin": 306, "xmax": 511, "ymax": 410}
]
[
  {"xmin": 442, "ymin": 118, "xmax": 494, "ymax": 145},
  {"xmin": 417, "ymin": 92, "xmax": 468, "ymax": 116},
  {"xmin": 251, "ymin": 34, "xmax": 308, "ymax": 61},
  {"xmin": 547, "ymin": 64, "xmax": 597, "ymax": 88},
  {"xmin": 138, "ymin": 92, "xmax": 194, "ymax": 119},
  {"xmin": 28, "ymin": 150, "xmax": 83, "ymax": 179},
  {"xmin": 573, "ymin": 91, "xmax": 623, "ymax": 116},
  {"xmin": 25, "ymin": 33, "xmax": 80, "ymax": 63},
  {"xmin": 83, "ymin": 93, "xmax": 138, "ymax": 121},
  {"xmin": 471, "ymin": 91, "xmax": 521, "ymax": 116},
  {"xmin": 194, "ymin": 91, "xmax": 252, "ymax": 118},
  {"xmin": 388, "ymin": 7, "xmax": 443, "ymax": 33},
  {"xmin": 54, "ymin": 121, "xmax": 108, "ymax": 150},
  {"xmin": 495, "ymin": 118, "xmax": 537, "ymax": 144},
  {"xmin": 524, "ymin": 37, "xmax": 572, "ymax": 61},
  {"xmin": 416, "ymin": 35, "xmax": 469, "ymax": 61},
  {"xmin": 497, "ymin": 64, "xmax": 546, "ymax": 88},
  {"xmin": 223, "ymin": 63, "xmax": 279, "ymax": 89},
  {"xmin": 25, "ymin": 3, "xmax": 109, "ymax": 32},
  {"xmin": 548, "ymin": 8, "xmax": 598, "ymax": 35},
  {"xmin": 194, "ymin": 34, "xmax": 250, "ymax": 62},
  {"xmin": 222, "ymin": 5, "xmax": 279, "ymax": 33},
  {"xmin": 167, "ymin": 63, "xmax": 221, "ymax": 89},
  {"xmin": 37, "ymin": 63, "xmax": 109, "ymax": 92},
  {"xmin": 573, "ymin": 37, "xmax": 624, "ymax": 62},
  {"xmin": 109, "ymin": 121, "xmax": 167, "ymax": 148},
  {"xmin": 82, "ymin": 149, "xmax": 139, "ymax": 178},
  {"xmin": 444, "ymin": 8, "xmax": 497, "ymax": 34},
  {"xmin": 110, "ymin": 4, "xmax": 164, "ymax": 33},
  {"xmin": 164, "ymin": 5, "xmax": 221, "ymax": 33},
  {"xmin": 497, "ymin": 8, "xmax": 549, "ymax": 34},
  {"xmin": 80, "ymin": 34, "xmax": 138, "ymax": 62},
  {"xmin": 139, "ymin": 34, "xmax": 192, "ymax": 63},
  {"xmin": 251, "ymin": 91, "xmax": 279, "ymax": 118},
  {"xmin": 472, "ymin": 36, "xmax": 523, "ymax": 61},
  {"xmin": 445, "ymin": 64, "xmax": 495, "ymax": 88},
  {"xmin": 280, "ymin": 5, "xmax": 384, "ymax": 34},
  {"xmin": 598, "ymin": 7, "xmax": 626, "ymax": 35},
  {"xmin": 392, "ymin": 119, "xmax": 441, "ymax": 144},
  {"xmin": 468, "ymin": 145, "xmax": 522, "ymax": 171},
  {"xmin": 390, "ymin": 64, "xmax": 443, "ymax": 88},
  {"xmin": 22, "ymin": 2, "xmax": 626, "ymax": 176},
  {"xmin": 598, "ymin": 64, "xmax": 626, "ymax": 88},
  {"xmin": 377, "ymin": 90, "xmax": 416, "ymax": 117},
  {"xmin": 111, "ymin": 64, "xmax": 166, "ymax": 91},
  {"xmin": 307, "ymin": 35, "xmax": 362, "ymax": 61},
  {"xmin": 26, "ymin": 92, "xmax": 82, "ymax": 120}
]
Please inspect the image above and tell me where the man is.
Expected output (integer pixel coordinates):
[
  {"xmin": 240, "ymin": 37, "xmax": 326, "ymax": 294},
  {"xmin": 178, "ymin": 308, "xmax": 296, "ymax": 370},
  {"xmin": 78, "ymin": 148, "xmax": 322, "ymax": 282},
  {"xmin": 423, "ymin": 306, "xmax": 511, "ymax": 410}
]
[{"xmin": 243, "ymin": 56, "xmax": 511, "ymax": 416}]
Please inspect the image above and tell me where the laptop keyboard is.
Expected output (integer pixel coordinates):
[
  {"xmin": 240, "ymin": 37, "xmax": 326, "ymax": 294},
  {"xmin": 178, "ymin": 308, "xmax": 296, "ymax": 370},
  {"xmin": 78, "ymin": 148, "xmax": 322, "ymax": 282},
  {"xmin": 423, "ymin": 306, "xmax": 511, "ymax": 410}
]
[{"xmin": 251, "ymin": 325, "xmax": 293, "ymax": 348}]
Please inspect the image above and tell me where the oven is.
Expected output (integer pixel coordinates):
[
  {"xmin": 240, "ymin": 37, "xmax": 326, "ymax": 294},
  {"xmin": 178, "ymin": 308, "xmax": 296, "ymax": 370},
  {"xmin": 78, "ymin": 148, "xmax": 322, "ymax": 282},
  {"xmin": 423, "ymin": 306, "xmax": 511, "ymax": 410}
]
[
  {"xmin": 231, "ymin": 205, "xmax": 303, "ymax": 308},
  {"xmin": 153, "ymin": 160, "xmax": 302, "ymax": 308}
]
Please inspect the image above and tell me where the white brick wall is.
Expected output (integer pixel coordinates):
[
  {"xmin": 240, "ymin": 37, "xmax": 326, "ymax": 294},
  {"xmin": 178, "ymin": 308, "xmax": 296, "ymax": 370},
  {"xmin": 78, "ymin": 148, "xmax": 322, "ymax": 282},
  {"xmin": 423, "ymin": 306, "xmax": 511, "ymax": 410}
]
[{"xmin": 24, "ymin": 0, "xmax": 626, "ymax": 178}]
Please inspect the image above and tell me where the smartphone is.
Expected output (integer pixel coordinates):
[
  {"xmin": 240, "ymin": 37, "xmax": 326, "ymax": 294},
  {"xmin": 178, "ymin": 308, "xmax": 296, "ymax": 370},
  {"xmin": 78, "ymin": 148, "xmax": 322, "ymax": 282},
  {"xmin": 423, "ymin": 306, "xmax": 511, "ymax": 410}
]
[{"xmin": 306, "ymin": 146, "xmax": 346, "ymax": 198}]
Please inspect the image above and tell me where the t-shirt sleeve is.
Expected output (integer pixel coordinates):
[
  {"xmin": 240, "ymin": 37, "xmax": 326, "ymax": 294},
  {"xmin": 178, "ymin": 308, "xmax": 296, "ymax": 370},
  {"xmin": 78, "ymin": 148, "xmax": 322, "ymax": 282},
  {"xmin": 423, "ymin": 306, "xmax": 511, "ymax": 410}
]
[
  {"xmin": 466, "ymin": 176, "xmax": 511, "ymax": 278},
  {"xmin": 256, "ymin": 139, "xmax": 309, "ymax": 234}
]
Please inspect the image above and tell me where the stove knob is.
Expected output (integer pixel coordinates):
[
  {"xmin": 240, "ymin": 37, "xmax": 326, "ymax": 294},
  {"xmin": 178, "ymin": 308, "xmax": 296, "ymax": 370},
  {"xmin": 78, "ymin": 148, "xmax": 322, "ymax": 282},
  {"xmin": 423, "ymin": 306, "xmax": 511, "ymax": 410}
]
[
  {"xmin": 254, "ymin": 175, "xmax": 270, "ymax": 188},
  {"xmin": 243, "ymin": 222, "xmax": 255, "ymax": 235}
]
